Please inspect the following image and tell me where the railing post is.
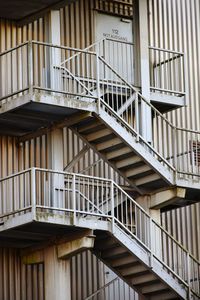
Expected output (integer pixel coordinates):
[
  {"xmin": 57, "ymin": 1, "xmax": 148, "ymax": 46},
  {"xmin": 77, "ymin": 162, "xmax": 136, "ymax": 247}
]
[
  {"xmin": 72, "ymin": 174, "xmax": 76, "ymax": 225},
  {"xmin": 96, "ymin": 53, "xmax": 101, "ymax": 115},
  {"xmin": 28, "ymin": 41, "xmax": 33, "ymax": 96},
  {"xmin": 187, "ymin": 252, "xmax": 191, "ymax": 299},
  {"xmin": 111, "ymin": 181, "xmax": 115, "ymax": 233},
  {"xmin": 149, "ymin": 218, "xmax": 153, "ymax": 268},
  {"xmin": 31, "ymin": 168, "xmax": 36, "ymax": 220},
  {"xmin": 135, "ymin": 93, "xmax": 140, "ymax": 142},
  {"xmin": 173, "ymin": 126, "xmax": 178, "ymax": 180},
  {"xmin": 183, "ymin": 52, "xmax": 189, "ymax": 105}
]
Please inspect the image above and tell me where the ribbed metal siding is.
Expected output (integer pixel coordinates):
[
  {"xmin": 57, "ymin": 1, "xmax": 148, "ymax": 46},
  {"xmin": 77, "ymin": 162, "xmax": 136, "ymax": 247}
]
[
  {"xmin": 148, "ymin": 0, "xmax": 200, "ymax": 260},
  {"xmin": 71, "ymin": 250, "xmax": 103, "ymax": 300},
  {"xmin": 148, "ymin": 0, "xmax": 200, "ymax": 130},
  {"xmin": 0, "ymin": 0, "xmax": 199, "ymax": 298},
  {"xmin": 0, "ymin": 135, "xmax": 48, "ymax": 177},
  {"xmin": 0, "ymin": 248, "xmax": 44, "ymax": 300}
]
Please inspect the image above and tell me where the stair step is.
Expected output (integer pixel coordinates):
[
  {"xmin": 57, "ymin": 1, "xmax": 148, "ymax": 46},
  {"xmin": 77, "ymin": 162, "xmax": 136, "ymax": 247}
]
[
  {"xmin": 86, "ymin": 128, "xmax": 114, "ymax": 142},
  {"xmin": 111, "ymin": 255, "xmax": 138, "ymax": 268},
  {"xmin": 101, "ymin": 246, "xmax": 128, "ymax": 259},
  {"xmin": 131, "ymin": 273, "xmax": 158, "ymax": 286},
  {"xmin": 106, "ymin": 146, "xmax": 133, "ymax": 160},
  {"xmin": 115, "ymin": 156, "xmax": 143, "ymax": 169},
  {"xmin": 141, "ymin": 282, "xmax": 168, "ymax": 295},
  {"xmin": 125, "ymin": 165, "xmax": 152, "ymax": 178},
  {"xmin": 96, "ymin": 137, "xmax": 123, "ymax": 151},
  {"xmin": 134, "ymin": 173, "xmax": 161, "ymax": 186},
  {"xmin": 120, "ymin": 264, "xmax": 147, "ymax": 277},
  {"xmin": 78, "ymin": 120, "xmax": 103, "ymax": 134},
  {"xmin": 148, "ymin": 291, "xmax": 179, "ymax": 300}
]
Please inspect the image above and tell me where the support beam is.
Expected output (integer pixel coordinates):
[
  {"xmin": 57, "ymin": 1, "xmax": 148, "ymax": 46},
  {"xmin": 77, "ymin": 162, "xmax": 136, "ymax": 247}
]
[
  {"xmin": 150, "ymin": 187, "xmax": 186, "ymax": 209},
  {"xmin": 22, "ymin": 250, "xmax": 44, "ymax": 265},
  {"xmin": 57, "ymin": 235, "xmax": 95, "ymax": 259}
]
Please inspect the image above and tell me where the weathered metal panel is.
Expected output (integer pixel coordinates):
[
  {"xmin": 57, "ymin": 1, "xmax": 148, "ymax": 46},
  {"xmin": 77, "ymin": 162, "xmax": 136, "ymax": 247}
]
[
  {"xmin": 70, "ymin": 250, "xmax": 102, "ymax": 300},
  {"xmin": 0, "ymin": 0, "xmax": 199, "ymax": 298},
  {"xmin": 0, "ymin": 248, "xmax": 44, "ymax": 300},
  {"xmin": 148, "ymin": 0, "xmax": 200, "ymax": 260}
]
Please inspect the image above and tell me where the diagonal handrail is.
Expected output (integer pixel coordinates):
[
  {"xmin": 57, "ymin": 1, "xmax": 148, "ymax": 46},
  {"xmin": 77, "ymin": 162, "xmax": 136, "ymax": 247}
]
[
  {"xmin": 0, "ymin": 167, "xmax": 199, "ymax": 296},
  {"xmin": 84, "ymin": 277, "xmax": 120, "ymax": 300},
  {"xmin": 59, "ymin": 46, "xmax": 200, "ymax": 181}
]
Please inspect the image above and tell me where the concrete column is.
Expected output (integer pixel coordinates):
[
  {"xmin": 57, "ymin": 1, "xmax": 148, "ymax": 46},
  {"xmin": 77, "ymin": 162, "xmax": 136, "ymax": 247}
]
[
  {"xmin": 50, "ymin": 128, "xmax": 64, "ymax": 170},
  {"xmin": 47, "ymin": 10, "xmax": 61, "ymax": 90},
  {"xmin": 46, "ymin": 10, "xmax": 69, "ymax": 294},
  {"xmin": 138, "ymin": 0, "xmax": 152, "ymax": 143},
  {"xmin": 44, "ymin": 246, "xmax": 71, "ymax": 300}
]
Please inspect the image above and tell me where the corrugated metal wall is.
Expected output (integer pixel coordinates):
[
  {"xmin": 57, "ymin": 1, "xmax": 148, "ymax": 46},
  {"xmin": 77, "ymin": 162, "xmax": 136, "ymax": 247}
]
[
  {"xmin": 148, "ymin": 0, "xmax": 200, "ymax": 260},
  {"xmin": 0, "ymin": 0, "xmax": 199, "ymax": 298},
  {"xmin": 0, "ymin": 1, "xmax": 132, "ymax": 299},
  {"xmin": 0, "ymin": 248, "xmax": 44, "ymax": 300},
  {"xmin": 71, "ymin": 250, "xmax": 103, "ymax": 300}
]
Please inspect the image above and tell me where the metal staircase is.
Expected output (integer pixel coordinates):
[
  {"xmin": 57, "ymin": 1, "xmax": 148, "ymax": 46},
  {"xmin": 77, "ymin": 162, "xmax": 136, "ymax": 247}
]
[
  {"xmin": 0, "ymin": 40, "xmax": 199, "ymax": 298},
  {"xmin": 59, "ymin": 46, "xmax": 200, "ymax": 201},
  {"xmin": 0, "ymin": 168, "xmax": 199, "ymax": 299}
]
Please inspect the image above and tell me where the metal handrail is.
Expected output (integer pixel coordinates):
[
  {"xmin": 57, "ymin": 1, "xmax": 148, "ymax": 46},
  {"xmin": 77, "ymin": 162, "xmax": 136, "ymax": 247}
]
[
  {"xmin": 0, "ymin": 41, "xmax": 199, "ymax": 179},
  {"xmin": 0, "ymin": 166, "xmax": 197, "ymax": 260},
  {"xmin": 149, "ymin": 46, "xmax": 184, "ymax": 55},
  {"xmin": 0, "ymin": 167, "xmax": 199, "ymax": 296},
  {"xmin": 84, "ymin": 277, "xmax": 119, "ymax": 300}
]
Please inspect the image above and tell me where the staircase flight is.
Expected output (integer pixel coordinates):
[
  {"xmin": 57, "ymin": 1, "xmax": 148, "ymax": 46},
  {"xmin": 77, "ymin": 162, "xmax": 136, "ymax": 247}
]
[
  {"xmin": 0, "ymin": 168, "xmax": 199, "ymax": 299},
  {"xmin": 59, "ymin": 47, "xmax": 200, "ymax": 199}
]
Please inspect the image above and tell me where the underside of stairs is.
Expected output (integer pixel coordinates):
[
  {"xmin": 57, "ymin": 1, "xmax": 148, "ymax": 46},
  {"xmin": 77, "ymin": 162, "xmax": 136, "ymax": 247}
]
[
  {"xmin": 93, "ymin": 228, "xmax": 188, "ymax": 300},
  {"xmin": 70, "ymin": 111, "xmax": 174, "ymax": 196}
]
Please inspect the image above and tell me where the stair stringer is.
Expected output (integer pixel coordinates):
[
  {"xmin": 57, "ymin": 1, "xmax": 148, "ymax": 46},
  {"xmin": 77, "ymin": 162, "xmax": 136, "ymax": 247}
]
[
  {"xmin": 96, "ymin": 108, "xmax": 175, "ymax": 185},
  {"xmin": 70, "ymin": 126, "xmax": 143, "ymax": 194},
  {"xmin": 93, "ymin": 225, "xmax": 188, "ymax": 299},
  {"xmin": 71, "ymin": 109, "xmax": 175, "ymax": 194}
]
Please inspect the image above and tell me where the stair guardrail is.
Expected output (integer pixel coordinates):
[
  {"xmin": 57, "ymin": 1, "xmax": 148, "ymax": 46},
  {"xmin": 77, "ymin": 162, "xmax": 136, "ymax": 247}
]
[
  {"xmin": 149, "ymin": 46, "xmax": 186, "ymax": 97},
  {"xmin": 0, "ymin": 168, "xmax": 199, "ymax": 297},
  {"xmin": 60, "ymin": 46, "xmax": 200, "ymax": 182},
  {"xmin": 0, "ymin": 41, "xmax": 199, "ymax": 181}
]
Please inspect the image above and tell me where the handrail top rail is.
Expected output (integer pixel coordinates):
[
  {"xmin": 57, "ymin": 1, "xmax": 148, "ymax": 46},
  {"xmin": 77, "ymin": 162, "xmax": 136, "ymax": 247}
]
[
  {"xmin": 149, "ymin": 45, "xmax": 184, "ymax": 56},
  {"xmin": 0, "ymin": 40, "xmax": 97, "ymax": 57},
  {"xmin": 0, "ymin": 39, "xmax": 184, "ymax": 59},
  {"xmin": 1, "ymin": 166, "xmax": 199, "ymax": 266},
  {"xmin": 98, "ymin": 55, "xmax": 200, "ymax": 136}
]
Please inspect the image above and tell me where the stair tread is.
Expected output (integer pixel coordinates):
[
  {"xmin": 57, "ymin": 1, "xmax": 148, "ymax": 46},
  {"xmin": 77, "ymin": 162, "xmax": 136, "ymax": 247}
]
[
  {"xmin": 106, "ymin": 147, "xmax": 134, "ymax": 160},
  {"xmin": 131, "ymin": 273, "xmax": 158, "ymax": 286},
  {"xmin": 111, "ymin": 255, "xmax": 139, "ymax": 268},
  {"xmin": 142, "ymin": 282, "xmax": 170, "ymax": 295},
  {"xmin": 121, "ymin": 264, "xmax": 148, "ymax": 277},
  {"xmin": 96, "ymin": 137, "xmax": 123, "ymax": 151},
  {"xmin": 101, "ymin": 247, "xmax": 129, "ymax": 260},
  {"xmin": 125, "ymin": 164, "xmax": 152, "ymax": 178},
  {"xmin": 115, "ymin": 156, "xmax": 143, "ymax": 169},
  {"xmin": 86, "ymin": 128, "xmax": 114, "ymax": 142},
  {"xmin": 78, "ymin": 120, "xmax": 103, "ymax": 133}
]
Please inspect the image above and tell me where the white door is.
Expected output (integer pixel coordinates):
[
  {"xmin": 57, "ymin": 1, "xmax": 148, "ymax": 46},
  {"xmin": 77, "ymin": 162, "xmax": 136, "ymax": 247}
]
[{"xmin": 95, "ymin": 12, "xmax": 134, "ymax": 83}]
